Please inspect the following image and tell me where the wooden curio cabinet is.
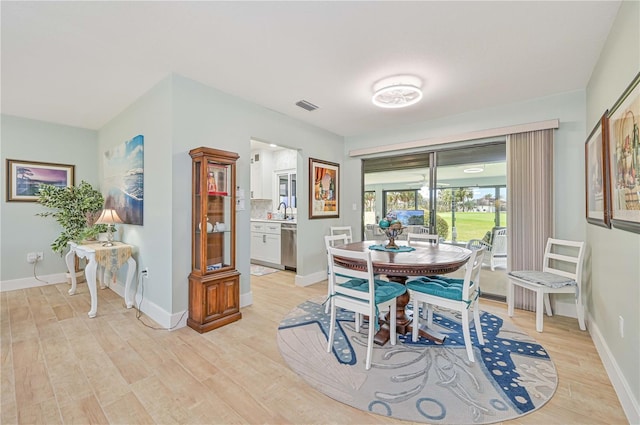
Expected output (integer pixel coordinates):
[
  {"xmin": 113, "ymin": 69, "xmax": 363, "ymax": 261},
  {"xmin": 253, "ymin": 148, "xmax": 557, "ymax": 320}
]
[{"xmin": 188, "ymin": 147, "xmax": 241, "ymax": 333}]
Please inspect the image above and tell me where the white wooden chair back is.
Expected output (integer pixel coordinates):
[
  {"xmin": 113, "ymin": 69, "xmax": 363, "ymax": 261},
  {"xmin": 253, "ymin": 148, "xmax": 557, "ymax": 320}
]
[
  {"xmin": 407, "ymin": 232, "xmax": 439, "ymax": 246},
  {"xmin": 543, "ymin": 238, "xmax": 584, "ymax": 288},
  {"xmin": 327, "ymin": 246, "xmax": 375, "ymax": 306},
  {"xmin": 330, "ymin": 226, "xmax": 353, "ymax": 243},
  {"xmin": 324, "ymin": 234, "xmax": 350, "ymax": 313},
  {"xmin": 507, "ymin": 238, "xmax": 586, "ymax": 332}
]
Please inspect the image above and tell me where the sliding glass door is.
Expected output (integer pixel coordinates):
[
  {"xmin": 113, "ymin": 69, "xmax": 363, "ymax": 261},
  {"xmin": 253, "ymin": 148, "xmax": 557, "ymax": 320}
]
[{"xmin": 362, "ymin": 142, "xmax": 508, "ymax": 298}]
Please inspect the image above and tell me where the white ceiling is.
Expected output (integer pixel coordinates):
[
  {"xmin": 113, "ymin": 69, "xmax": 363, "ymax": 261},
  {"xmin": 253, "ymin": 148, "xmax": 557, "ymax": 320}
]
[{"xmin": 1, "ymin": 1, "xmax": 620, "ymax": 137}]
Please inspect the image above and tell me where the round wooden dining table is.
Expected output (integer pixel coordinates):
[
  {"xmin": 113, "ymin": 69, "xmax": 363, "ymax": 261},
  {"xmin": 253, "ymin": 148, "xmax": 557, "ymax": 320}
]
[{"xmin": 333, "ymin": 240, "xmax": 472, "ymax": 345}]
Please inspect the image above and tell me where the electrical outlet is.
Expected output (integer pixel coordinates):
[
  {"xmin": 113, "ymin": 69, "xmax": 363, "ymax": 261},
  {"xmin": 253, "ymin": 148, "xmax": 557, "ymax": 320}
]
[
  {"xmin": 27, "ymin": 252, "xmax": 44, "ymax": 263},
  {"xmin": 619, "ymin": 316, "xmax": 624, "ymax": 338}
]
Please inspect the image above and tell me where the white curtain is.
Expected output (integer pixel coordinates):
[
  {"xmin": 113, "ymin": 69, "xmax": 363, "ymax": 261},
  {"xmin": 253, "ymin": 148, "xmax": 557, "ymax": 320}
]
[{"xmin": 506, "ymin": 129, "xmax": 554, "ymax": 311}]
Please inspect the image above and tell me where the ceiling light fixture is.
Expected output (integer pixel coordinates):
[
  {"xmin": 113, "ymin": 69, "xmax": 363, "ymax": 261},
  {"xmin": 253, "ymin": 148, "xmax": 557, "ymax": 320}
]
[
  {"xmin": 372, "ymin": 75, "xmax": 423, "ymax": 109},
  {"xmin": 463, "ymin": 165, "xmax": 485, "ymax": 174}
]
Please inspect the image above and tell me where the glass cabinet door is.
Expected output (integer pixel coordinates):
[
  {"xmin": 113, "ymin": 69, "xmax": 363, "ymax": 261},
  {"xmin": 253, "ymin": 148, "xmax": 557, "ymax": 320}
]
[
  {"xmin": 204, "ymin": 160, "xmax": 232, "ymax": 272},
  {"xmin": 192, "ymin": 155, "xmax": 236, "ymax": 274}
]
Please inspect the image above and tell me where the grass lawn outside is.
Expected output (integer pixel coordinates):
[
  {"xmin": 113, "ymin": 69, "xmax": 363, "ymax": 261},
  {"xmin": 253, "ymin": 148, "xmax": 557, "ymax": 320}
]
[{"xmin": 438, "ymin": 211, "xmax": 507, "ymax": 242}]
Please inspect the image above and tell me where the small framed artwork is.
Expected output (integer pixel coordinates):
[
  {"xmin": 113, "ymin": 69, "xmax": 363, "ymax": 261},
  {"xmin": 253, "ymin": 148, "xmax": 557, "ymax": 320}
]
[
  {"xmin": 585, "ymin": 111, "xmax": 611, "ymax": 228},
  {"xmin": 6, "ymin": 159, "xmax": 75, "ymax": 202},
  {"xmin": 309, "ymin": 157, "xmax": 339, "ymax": 219},
  {"xmin": 607, "ymin": 72, "xmax": 640, "ymax": 233},
  {"xmin": 207, "ymin": 162, "xmax": 228, "ymax": 196}
]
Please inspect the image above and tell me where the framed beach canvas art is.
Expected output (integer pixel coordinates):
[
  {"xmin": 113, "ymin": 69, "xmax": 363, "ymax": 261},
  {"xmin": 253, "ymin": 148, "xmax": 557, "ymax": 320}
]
[
  {"xmin": 309, "ymin": 158, "xmax": 339, "ymax": 219},
  {"xmin": 103, "ymin": 135, "xmax": 144, "ymax": 225},
  {"xmin": 6, "ymin": 159, "xmax": 74, "ymax": 202},
  {"xmin": 607, "ymin": 72, "xmax": 640, "ymax": 233}
]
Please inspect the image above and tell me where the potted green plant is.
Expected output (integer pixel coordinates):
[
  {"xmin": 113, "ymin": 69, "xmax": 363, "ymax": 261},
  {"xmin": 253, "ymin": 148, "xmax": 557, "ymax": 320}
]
[{"xmin": 37, "ymin": 181, "xmax": 108, "ymax": 272}]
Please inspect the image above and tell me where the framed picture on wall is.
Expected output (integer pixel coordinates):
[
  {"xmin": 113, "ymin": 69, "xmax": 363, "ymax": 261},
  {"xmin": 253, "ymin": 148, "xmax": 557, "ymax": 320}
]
[
  {"xmin": 309, "ymin": 157, "xmax": 339, "ymax": 219},
  {"xmin": 607, "ymin": 71, "xmax": 640, "ymax": 233},
  {"xmin": 5, "ymin": 159, "xmax": 75, "ymax": 202},
  {"xmin": 585, "ymin": 111, "xmax": 611, "ymax": 228}
]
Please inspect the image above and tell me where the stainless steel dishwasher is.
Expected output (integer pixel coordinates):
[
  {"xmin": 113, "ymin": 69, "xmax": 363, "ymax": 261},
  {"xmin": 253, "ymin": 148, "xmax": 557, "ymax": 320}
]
[{"xmin": 281, "ymin": 223, "xmax": 297, "ymax": 271}]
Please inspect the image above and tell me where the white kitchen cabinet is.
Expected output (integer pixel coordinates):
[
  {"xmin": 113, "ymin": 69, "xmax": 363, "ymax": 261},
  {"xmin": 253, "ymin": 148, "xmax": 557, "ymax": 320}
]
[
  {"xmin": 250, "ymin": 150, "xmax": 273, "ymax": 199},
  {"xmin": 250, "ymin": 221, "xmax": 281, "ymax": 265}
]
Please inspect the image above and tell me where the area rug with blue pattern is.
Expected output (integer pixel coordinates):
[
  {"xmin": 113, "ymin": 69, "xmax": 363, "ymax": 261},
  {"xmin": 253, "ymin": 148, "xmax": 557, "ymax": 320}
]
[{"xmin": 277, "ymin": 296, "xmax": 557, "ymax": 424}]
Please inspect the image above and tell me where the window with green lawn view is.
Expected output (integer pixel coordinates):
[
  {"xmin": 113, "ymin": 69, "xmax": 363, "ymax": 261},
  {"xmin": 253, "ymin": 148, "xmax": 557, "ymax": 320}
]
[{"xmin": 377, "ymin": 187, "xmax": 506, "ymax": 242}]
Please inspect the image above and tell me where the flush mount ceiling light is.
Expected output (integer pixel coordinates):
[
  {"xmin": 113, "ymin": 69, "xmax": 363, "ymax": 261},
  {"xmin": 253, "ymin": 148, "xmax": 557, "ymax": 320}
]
[
  {"xmin": 372, "ymin": 75, "xmax": 423, "ymax": 109},
  {"xmin": 463, "ymin": 165, "xmax": 485, "ymax": 174}
]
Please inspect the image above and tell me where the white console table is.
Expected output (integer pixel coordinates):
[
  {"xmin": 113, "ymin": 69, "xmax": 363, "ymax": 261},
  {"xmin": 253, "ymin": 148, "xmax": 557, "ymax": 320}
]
[{"xmin": 65, "ymin": 241, "xmax": 136, "ymax": 318}]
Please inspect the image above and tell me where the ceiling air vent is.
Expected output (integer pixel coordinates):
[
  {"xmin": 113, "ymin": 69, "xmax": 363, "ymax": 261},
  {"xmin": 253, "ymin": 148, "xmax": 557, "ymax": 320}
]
[{"xmin": 295, "ymin": 100, "xmax": 319, "ymax": 111}]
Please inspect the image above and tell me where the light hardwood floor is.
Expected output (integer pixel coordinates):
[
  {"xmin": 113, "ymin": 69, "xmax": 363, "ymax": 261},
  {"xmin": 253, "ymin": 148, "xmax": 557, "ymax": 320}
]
[{"xmin": 1, "ymin": 271, "xmax": 628, "ymax": 424}]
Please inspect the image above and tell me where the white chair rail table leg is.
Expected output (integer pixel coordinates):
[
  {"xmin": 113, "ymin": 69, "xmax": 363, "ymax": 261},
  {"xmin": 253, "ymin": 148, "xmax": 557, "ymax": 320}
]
[{"xmin": 66, "ymin": 241, "xmax": 137, "ymax": 318}]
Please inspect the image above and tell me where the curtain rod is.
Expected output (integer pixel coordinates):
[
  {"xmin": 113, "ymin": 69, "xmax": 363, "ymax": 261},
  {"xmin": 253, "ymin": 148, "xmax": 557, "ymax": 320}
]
[{"xmin": 348, "ymin": 119, "xmax": 559, "ymax": 157}]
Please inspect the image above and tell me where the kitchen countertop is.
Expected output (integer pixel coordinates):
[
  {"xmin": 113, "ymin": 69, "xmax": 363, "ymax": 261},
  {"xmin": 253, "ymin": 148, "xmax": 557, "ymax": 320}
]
[{"xmin": 251, "ymin": 218, "xmax": 297, "ymax": 224}]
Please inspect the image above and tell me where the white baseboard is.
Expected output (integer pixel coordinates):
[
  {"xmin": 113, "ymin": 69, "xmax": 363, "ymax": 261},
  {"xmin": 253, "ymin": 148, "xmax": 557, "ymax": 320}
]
[
  {"xmin": 295, "ymin": 270, "xmax": 327, "ymax": 287},
  {"xmin": 240, "ymin": 290, "xmax": 253, "ymax": 308},
  {"xmin": 589, "ymin": 312, "xmax": 640, "ymax": 425},
  {"xmin": 1, "ymin": 273, "xmax": 67, "ymax": 292}
]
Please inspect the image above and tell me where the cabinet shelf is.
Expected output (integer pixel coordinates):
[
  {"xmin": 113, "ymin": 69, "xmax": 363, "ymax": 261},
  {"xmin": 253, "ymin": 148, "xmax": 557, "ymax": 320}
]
[{"xmin": 188, "ymin": 146, "xmax": 241, "ymax": 333}]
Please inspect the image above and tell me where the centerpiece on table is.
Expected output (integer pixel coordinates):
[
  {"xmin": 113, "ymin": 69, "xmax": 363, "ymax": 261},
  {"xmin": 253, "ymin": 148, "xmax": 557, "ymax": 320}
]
[{"xmin": 379, "ymin": 213, "xmax": 404, "ymax": 249}]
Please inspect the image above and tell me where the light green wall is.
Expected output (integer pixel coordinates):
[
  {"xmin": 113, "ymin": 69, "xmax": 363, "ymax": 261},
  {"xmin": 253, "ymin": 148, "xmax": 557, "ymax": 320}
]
[
  {"xmin": 586, "ymin": 0, "xmax": 640, "ymax": 412},
  {"xmin": 97, "ymin": 76, "xmax": 174, "ymax": 314},
  {"xmin": 171, "ymin": 74, "xmax": 344, "ymax": 306},
  {"xmin": 0, "ymin": 115, "xmax": 98, "ymax": 280}
]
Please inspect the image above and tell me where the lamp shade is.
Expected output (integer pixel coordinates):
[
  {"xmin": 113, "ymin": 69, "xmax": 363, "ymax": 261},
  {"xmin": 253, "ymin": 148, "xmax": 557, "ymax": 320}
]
[{"xmin": 95, "ymin": 208, "xmax": 123, "ymax": 225}]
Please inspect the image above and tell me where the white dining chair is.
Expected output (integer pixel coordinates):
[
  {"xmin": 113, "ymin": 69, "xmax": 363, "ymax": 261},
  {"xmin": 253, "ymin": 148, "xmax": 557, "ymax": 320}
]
[
  {"xmin": 407, "ymin": 232, "xmax": 439, "ymax": 246},
  {"xmin": 330, "ymin": 226, "xmax": 353, "ymax": 243},
  {"xmin": 507, "ymin": 238, "xmax": 586, "ymax": 333},
  {"xmin": 466, "ymin": 227, "xmax": 507, "ymax": 270},
  {"xmin": 406, "ymin": 247, "xmax": 485, "ymax": 362},
  {"xmin": 406, "ymin": 232, "xmax": 440, "ymax": 318},
  {"xmin": 324, "ymin": 234, "xmax": 350, "ymax": 313},
  {"xmin": 326, "ymin": 246, "xmax": 406, "ymax": 370}
]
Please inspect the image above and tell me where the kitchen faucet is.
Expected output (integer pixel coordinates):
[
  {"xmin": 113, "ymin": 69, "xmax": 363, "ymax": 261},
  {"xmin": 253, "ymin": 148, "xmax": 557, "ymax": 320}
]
[{"xmin": 277, "ymin": 202, "xmax": 288, "ymax": 219}]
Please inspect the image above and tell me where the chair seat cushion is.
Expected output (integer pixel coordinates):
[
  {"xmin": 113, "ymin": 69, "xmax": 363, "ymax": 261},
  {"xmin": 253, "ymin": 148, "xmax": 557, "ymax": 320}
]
[
  {"xmin": 337, "ymin": 279, "xmax": 406, "ymax": 303},
  {"xmin": 406, "ymin": 275, "xmax": 465, "ymax": 301},
  {"xmin": 508, "ymin": 270, "xmax": 576, "ymax": 288}
]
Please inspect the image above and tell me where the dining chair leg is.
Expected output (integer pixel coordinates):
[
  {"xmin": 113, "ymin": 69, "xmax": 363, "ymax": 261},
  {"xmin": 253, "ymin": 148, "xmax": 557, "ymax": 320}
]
[
  {"xmin": 427, "ymin": 306, "xmax": 434, "ymax": 328},
  {"xmin": 327, "ymin": 300, "xmax": 337, "ymax": 353},
  {"xmin": 575, "ymin": 298, "xmax": 587, "ymax": 330},
  {"xmin": 544, "ymin": 293, "xmax": 553, "ymax": 316},
  {"xmin": 411, "ymin": 302, "xmax": 420, "ymax": 343},
  {"xmin": 473, "ymin": 302, "xmax": 484, "ymax": 346},
  {"xmin": 536, "ymin": 289, "xmax": 545, "ymax": 332},
  {"xmin": 507, "ymin": 281, "xmax": 515, "ymax": 317},
  {"xmin": 389, "ymin": 302, "xmax": 397, "ymax": 346},
  {"xmin": 420, "ymin": 301, "xmax": 428, "ymax": 319},
  {"xmin": 365, "ymin": 316, "xmax": 375, "ymax": 370},
  {"xmin": 461, "ymin": 308, "xmax": 474, "ymax": 362}
]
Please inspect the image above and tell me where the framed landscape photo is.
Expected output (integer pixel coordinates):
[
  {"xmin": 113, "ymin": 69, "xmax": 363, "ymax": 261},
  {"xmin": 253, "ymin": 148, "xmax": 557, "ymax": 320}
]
[
  {"xmin": 585, "ymin": 112, "xmax": 611, "ymax": 228},
  {"xmin": 309, "ymin": 157, "xmax": 339, "ymax": 219},
  {"xmin": 607, "ymin": 72, "xmax": 640, "ymax": 233},
  {"xmin": 6, "ymin": 159, "xmax": 75, "ymax": 202}
]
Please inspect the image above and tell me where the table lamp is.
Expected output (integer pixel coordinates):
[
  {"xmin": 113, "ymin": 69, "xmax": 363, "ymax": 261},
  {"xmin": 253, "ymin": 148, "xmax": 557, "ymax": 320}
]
[{"xmin": 95, "ymin": 208, "xmax": 123, "ymax": 247}]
